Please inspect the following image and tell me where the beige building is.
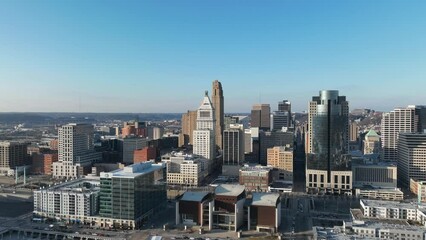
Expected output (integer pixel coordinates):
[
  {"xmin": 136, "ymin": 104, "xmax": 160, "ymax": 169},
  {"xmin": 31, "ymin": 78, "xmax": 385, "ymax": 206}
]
[
  {"xmin": 363, "ymin": 129, "xmax": 381, "ymax": 154},
  {"xmin": 355, "ymin": 188, "xmax": 403, "ymax": 201},
  {"xmin": 212, "ymin": 80, "xmax": 224, "ymax": 149},
  {"xmin": 350, "ymin": 121, "xmax": 359, "ymax": 142},
  {"xmin": 179, "ymin": 110, "xmax": 197, "ymax": 147},
  {"xmin": 267, "ymin": 146, "xmax": 293, "ymax": 181},
  {"xmin": 410, "ymin": 179, "xmax": 426, "ymax": 203}
]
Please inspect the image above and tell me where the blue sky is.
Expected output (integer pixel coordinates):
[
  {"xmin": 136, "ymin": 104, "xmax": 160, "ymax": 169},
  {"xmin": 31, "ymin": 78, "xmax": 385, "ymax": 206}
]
[{"xmin": 0, "ymin": 0, "xmax": 425, "ymax": 113}]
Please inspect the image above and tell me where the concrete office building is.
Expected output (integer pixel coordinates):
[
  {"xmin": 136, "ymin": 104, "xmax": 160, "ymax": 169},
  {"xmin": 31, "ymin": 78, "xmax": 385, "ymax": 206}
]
[
  {"xmin": 121, "ymin": 137, "xmax": 148, "ymax": 164},
  {"xmin": 381, "ymin": 106, "xmax": 421, "ymax": 162},
  {"xmin": 239, "ymin": 165, "xmax": 272, "ymax": 192},
  {"xmin": 267, "ymin": 146, "xmax": 293, "ymax": 181},
  {"xmin": 270, "ymin": 111, "xmax": 291, "ymax": 131},
  {"xmin": 166, "ymin": 157, "xmax": 205, "ymax": 187},
  {"xmin": 212, "ymin": 80, "xmax": 224, "ymax": 149},
  {"xmin": 33, "ymin": 178, "xmax": 100, "ymax": 222},
  {"xmin": 363, "ymin": 129, "xmax": 381, "ymax": 154},
  {"xmin": 259, "ymin": 131, "xmax": 293, "ymax": 165},
  {"xmin": 99, "ymin": 162, "xmax": 166, "ymax": 229},
  {"xmin": 251, "ymin": 104, "xmax": 270, "ymax": 131},
  {"xmin": 222, "ymin": 124, "xmax": 245, "ymax": 176},
  {"xmin": 0, "ymin": 141, "xmax": 28, "ymax": 175},
  {"xmin": 398, "ymin": 133, "xmax": 426, "ymax": 187},
  {"xmin": 306, "ymin": 90, "xmax": 351, "ymax": 194},
  {"xmin": 52, "ymin": 123, "xmax": 101, "ymax": 178},
  {"xmin": 179, "ymin": 110, "xmax": 197, "ymax": 147},
  {"xmin": 352, "ymin": 162, "xmax": 397, "ymax": 188},
  {"xmin": 193, "ymin": 91, "xmax": 216, "ymax": 160}
]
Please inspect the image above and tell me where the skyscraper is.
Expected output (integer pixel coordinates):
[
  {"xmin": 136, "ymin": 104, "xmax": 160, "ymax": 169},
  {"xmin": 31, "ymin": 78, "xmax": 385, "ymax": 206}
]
[
  {"xmin": 223, "ymin": 124, "xmax": 245, "ymax": 166},
  {"xmin": 193, "ymin": 91, "xmax": 216, "ymax": 160},
  {"xmin": 52, "ymin": 123, "xmax": 101, "ymax": 178},
  {"xmin": 212, "ymin": 80, "xmax": 224, "ymax": 149},
  {"xmin": 306, "ymin": 90, "xmax": 351, "ymax": 194},
  {"xmin": 251, "ymin": 104, "xmax": 270, "ymax": 130},
  {"xmin": 398, "ymin": 133, "xmax": 426, "ymax": 187},
  {"xmin": 179, "ymin": 110, "xmax": 197, "ymax": 147},
  {"xmin": 381, "ymin": 106, "xmax": 417, "ymax": 162}
]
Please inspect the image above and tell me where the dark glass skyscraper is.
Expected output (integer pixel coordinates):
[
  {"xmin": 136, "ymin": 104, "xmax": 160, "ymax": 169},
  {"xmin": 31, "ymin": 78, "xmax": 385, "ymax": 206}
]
[{"xmin": 306, "ymin": 90, "xmax": 351, "ymax": 193}]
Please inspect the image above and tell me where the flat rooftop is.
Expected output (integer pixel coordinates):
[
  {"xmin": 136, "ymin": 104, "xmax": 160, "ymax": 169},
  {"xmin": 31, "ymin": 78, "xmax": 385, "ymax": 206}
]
[
  {"xmin": 37, "ymin": 178, "xmax": 100, "ymax": 194},
  {"xmin": 215, "ymin": 184, "xmax": 245, "ymax": 197},
  {"xmin": 104, "ymin": 162, "xmax": 163, "ymax": 179},
  {"xmin": 180, "ymin": 192, "xmax": 210, "ymax": 202},
  {"xmin": 361, "ymin": 199, "xmax": 426, "ymax": 210},
  {"xmin": 250, "ymin": 192, "xmax": 280, "ymax": 207}
]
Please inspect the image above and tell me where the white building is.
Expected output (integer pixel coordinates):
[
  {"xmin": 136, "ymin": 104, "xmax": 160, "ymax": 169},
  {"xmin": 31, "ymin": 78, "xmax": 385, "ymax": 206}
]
[
  {"xmin": 33, "ymin": 178, "xmax": 100, "ymax": 221},
  {"xmin": 381, "ymin": 106, "xmax": 417, "ymax": 162},
  {"xmin": 355, "ymin": 187, "xmax": 403, "ymax": 201},
  {"xmin": 193, "ymin": 91, "xmax": 216, "ymax": 160},
  {"xmin": 360, "ymin": 199, "xmax": 426, "ymax": 223},
  {"xmin": 165, "ymin": 154, "xmax": 206, "ymax": 187},
  {"xmin": 352, "ymin": 222, "xmax": 426, "ymax": 240},
  {"xmin": 52, "ymin": 123, "xmax": 101, "ymax": 178}
]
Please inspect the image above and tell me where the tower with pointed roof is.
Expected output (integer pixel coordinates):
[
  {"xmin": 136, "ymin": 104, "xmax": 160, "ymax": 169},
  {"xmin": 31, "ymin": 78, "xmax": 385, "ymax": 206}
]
[
  {"xmin": 363, "ymin": 129, "xmax": 381, "ymax": 154},
  {"xmin": 193, "ymin": 91, "xmax": 216, "ymax": 161}
]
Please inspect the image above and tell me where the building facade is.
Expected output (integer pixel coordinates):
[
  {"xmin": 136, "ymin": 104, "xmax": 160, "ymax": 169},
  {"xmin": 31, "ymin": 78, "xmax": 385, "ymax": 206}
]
[
  {"xmin": 52, "ymin": 123, "xmax": 101, "ymax": 178},
  {"xmin": 363, "ymin": 129, "xmax": 381, "ymax": 154},
  {"xmin": 239, "ymin": 165, "xmax": 272, "ymax": 192},
  {"xmin": 99, "ymin": 162, "xmax": 166, "ymax": 229},
  {"xmin": 267, "ymin": 146, "xmax": 293, "ymax": 181},
  {"xmin": 193, "ymin": 91, "xmax": 216, "ymax": 160},
  {"xmin": 251, "ymin": 104, "xmax": 271, "ymax": 131},
  {"xmin": 381, "ymin": 106, "xmax": 418, "ymax": 162},
  {"xmin": 0, "ymin": 141, "xmax": 28, "ymax": 175},
  {"xmin": 398, "ymin": 133, "xmax": 426, "ymax": 187},
  {"xmin": 33, "ymin": 178, "xmax": 100, "ymax": 222},
  {"xmin": 179, "ymin": 110, "xmax": 197, "ymax": 147},
  {"xmin": 212, "ymin": 80, "xmax": 224, "ymax": 150},
  {"xmin": 306, "ymin": 90, "xmax": 351, "ymax": 194}
]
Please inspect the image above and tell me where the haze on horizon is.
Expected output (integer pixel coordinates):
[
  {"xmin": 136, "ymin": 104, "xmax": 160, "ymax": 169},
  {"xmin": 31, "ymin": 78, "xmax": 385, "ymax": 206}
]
[{"xmin": 0, "ymin": 0, "xmax": 425, "ymax": 113}]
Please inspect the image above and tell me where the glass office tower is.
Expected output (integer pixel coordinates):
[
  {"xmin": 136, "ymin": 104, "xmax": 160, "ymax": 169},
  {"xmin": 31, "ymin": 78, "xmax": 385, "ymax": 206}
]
[{"xmin": 306, "ymin": 90, "xmax": 351, "ymax": 193}]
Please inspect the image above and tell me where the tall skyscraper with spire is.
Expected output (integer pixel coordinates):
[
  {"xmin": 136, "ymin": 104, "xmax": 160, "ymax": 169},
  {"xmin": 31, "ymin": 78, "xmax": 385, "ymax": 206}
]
[
  {"xmin": 212, "ymin": 80, "xmax": 224, "ymax": 149},
  {"xmin": 193, "ymin": 91, "xmax": 216, "ymax": 160}
]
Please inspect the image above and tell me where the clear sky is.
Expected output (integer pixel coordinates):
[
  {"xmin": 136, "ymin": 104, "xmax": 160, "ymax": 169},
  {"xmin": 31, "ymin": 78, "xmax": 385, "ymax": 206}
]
[{"xmin": 0, "ymin": 0, "xmax": 425, "ymax": 113}]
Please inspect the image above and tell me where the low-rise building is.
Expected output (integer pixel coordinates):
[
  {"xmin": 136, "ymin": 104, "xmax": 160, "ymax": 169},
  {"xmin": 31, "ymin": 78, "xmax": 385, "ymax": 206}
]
[
  {"xmin": 360, "ymin": 199, "xmax": 426, "ymax": 223},
  {"xmin": 267, "ymin": 146, "xmax": 293, "ymax": 181},
  {"xmin": 352, "ymin": 162, "xmax": 397, "ymax": 188},
  {"xmin": 163, "ymin": 152, "xmax": 208, "ymax": 187},
  {"xmin": 239, "ymin": 165, "xmax": 272, "ymax": 192},
  {"xmin": 245, "ymin": 192, "xmax": 281, "ymax": 233},
  {"xmin": 213, "ymin": 184, "xmax": 246, "ymax": 231},
  {"xmin": 355, "ymin": 186, "xmax": 403, "ymax": 201},
  {"xmin": 410, "ymin": 178, "xmax": 426, "ymax": 203},
  {"xmin": 175, "ymin": 192, "xmax": 214, "ymax": 230}
]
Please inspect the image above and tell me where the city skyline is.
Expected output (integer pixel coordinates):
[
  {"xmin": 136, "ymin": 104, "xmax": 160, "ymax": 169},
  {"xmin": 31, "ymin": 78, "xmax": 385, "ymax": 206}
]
[{"xmin": 1, "ymin": 0, "xmax": 425, "ymax": 113}]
